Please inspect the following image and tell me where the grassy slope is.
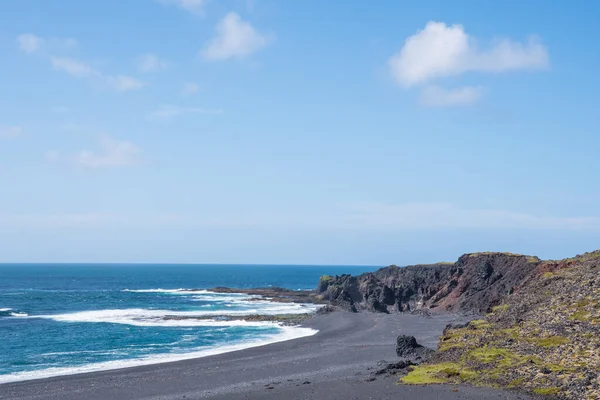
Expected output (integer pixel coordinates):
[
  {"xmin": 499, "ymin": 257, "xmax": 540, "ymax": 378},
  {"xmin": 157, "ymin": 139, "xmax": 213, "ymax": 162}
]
[{"xmin": 400, "ymin": 251, "xmax": 600, "ymax": 399}]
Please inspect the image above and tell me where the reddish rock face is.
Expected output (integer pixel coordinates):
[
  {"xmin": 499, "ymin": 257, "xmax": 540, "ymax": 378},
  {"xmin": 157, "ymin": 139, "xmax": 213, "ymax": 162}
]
[{"xmin": 318, "ymin": 253, "xmax": 542, "ymax": 314}]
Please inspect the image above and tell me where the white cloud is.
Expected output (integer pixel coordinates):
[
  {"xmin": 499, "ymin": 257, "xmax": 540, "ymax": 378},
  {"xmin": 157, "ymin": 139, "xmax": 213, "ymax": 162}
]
[
  {"xmin": 419, "ymin": 85, "xmax": 482, "ymax": 107},
  {"xmin": 181, "ymin": 82, "xmax": 200, "ymax": 95},
  {"xmin": 106, "ymin": 75, "xmax": 146, "ymax": 91},
  {"xmin": 158, "ymin": 0, "xmax": 206, "ymax": 15},
  {"xmin": 17, "ymin": 34, "xmax": 77, "ymax": 55},
  {"xmin": 389, "ymin": 21, "xmax": 549, "ymax": 87},
  {"xmin": 138, "ymin": 53, "xmax": 169, "ymax": 72},
  {"xmin": 0, "ymin": 126, "xmax": 24, "ymax": 139},
  {"xmin": 17, "ymin": 34, "xmax": 43, "ymax": 54},
  {"xmin": 49, "ymin": 57, "xmax": 144, "ymax": 92},
  {"xmin": 152, "ymin": 104, "xmax": 224, "ymax": 119},
  {"xmin": 19, "ymin": 35, "xmax": 143, "ymax": 93},
  {"xmin": 51, "ymin": 56, "xmax": 99, "ymax": 78},
  {"xmin": 75, "ymin": 137, "xmax": 142, "ymax": 168},
  {"xmin": 202, "ymin": 13, "xmax": 269, "ymax": 61}
]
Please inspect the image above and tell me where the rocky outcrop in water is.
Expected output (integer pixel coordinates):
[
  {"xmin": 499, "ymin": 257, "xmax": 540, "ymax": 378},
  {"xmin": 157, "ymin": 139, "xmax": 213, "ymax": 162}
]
[
  {"xmin": 317, "ymin": 252, "xmax": 541, "ymax": 314},
  {"xmin": 207, "ymin": 287, "xmax": 323, "ymax": 304}
]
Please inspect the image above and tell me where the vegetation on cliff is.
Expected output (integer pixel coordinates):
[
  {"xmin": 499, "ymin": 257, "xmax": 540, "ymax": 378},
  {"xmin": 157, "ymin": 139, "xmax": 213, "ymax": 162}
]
[{"xmin": 401, "ymin": 250, "xmax": 600, "ymax": 399}]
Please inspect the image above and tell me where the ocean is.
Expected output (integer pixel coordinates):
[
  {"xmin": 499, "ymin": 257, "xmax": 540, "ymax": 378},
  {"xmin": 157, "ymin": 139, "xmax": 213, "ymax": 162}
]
[{"xmin": 0, "ymin": 264, "xmax": 376, "ymax": 384}]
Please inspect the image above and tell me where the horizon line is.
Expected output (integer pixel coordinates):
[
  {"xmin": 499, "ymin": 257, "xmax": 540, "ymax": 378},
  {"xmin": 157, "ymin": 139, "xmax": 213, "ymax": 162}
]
[{"xmin": 0, "ymin": 262, "xmax": 385, "ymax": 267}]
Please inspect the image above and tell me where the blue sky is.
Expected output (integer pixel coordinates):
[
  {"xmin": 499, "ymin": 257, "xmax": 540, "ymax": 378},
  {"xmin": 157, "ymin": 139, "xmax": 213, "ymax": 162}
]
[{"xmin": 1, "ymin": 0, "xmax": 599, "ymax": 265}]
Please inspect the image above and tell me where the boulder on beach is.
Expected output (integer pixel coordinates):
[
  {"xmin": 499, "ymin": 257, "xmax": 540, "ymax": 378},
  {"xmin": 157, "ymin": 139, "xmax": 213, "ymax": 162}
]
[{"xmin": 396, "ymin": 335, "xmax": 433, "ymax": 359}]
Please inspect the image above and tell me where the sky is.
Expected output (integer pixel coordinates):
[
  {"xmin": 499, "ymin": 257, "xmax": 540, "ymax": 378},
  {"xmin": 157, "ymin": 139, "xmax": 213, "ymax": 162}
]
[{"xmin": 1, "ymin": 0, "xmax": 599, "ymax": 265}]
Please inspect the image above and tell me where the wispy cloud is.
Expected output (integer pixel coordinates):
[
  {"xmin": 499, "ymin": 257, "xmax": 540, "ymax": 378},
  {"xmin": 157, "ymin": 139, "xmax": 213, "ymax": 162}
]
[
  {"xmin": 19, "ymin": 35, "xmax": 144, "ymax": 92},
  {"xmin": 181, "ymin": 82, "xmax": 200, "ymax": 96},
  {"xmin": 2, "ymin": 203, "xmax": 598, "ymax": 233},
  {"xmin": 16, "ymin": 33, "xmax": 76, "ymax": 54},
  {"xmin": 157, "ymin": 0, "xmax": 206, "ymax": 15},
  {"xmin": 75, "ymin": 136, "xmax": 142, "ymax": 168},
  {"xmin": 17, "ymin": 34, "xmax": 43, "ymax": 54},
  {"xmin": 419, "ymin": 85, "xmax": 482, "ymax": 107},
  {"xmin": 51, "ymin": 56, "xmax": 99, "ymax": 78},
  {"xmin": 388, "ymin": 21, "xmax": 548, "ymax": 106},
  {"xmin": 151, "ymin": 104, "xmax": 224, "ymax": 119},
  {"xmin": 106, "ymin": 75, "xmax": 146, "ymax": 91},
  {"xmin": 137, "ymin": 53, "xmax": 169, "ymax": 72},
  {"xmin": 202, "ymin": 13, "xmax": 270, "ymax": 61},
  {"xmin": 49, "ymin": 57, "xmax": 145, "ymax": 91},
  {"xmin": 0, "ymin": 126, "xmax": 24, "ymax": 139},
  {"xmin": 342, "ymin": 203, "xmax": 598, "ymax": 231}
]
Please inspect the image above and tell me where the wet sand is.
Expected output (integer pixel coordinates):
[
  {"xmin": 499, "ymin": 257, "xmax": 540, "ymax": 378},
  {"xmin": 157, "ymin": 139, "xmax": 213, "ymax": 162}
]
[{"xmin": 0, "ymin": 312, "xmax": 536, "ymax": 400}]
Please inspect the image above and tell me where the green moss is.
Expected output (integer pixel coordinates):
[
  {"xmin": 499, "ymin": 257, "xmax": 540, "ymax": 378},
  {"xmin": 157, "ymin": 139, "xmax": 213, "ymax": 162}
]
[
  {"xmin": 438, "ymin": 341, "xmax": 466, "ymax": 352},
  {"xmin": 508, "ymin": 378, "xmax": 525, "ymax": 387},
  {"xmin": 531, "ymin": 336, "xmax": 569, "ymax": 348},
  {"xmin": 570, "ymin": 309, "xmax": 590, "ymax": 322},
  {"xmin": 467, "ymin": 347, "xmax": 520, "ymax": 365},
  {"xmin": 533, "ymin": 387, "xmax": 561, "ymax": 395},
  {"xmin": 574, "ymin": 298, "xmax": 592, "ymax": 308},
  {"xmin": 469, "ymin": 319, "xmax": 492, "ymax": 329},
  {"xmin": 319, "ymin": 275, "xmax": 332, "ymax": 282},
  {"xmin": 499, "ymin": 328, "xmax": 519, "ymax": 339},
  {"xmin": 400, "ymin": 363, "xmax": 476, "ymax": 385},
  {"xmin": 491, "ymin": 304, "xmax": 509, "ymax": 313}
]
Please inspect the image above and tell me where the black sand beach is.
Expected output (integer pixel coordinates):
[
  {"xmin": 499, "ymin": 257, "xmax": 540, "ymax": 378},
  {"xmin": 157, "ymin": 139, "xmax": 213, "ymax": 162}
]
[{"xmin": 0, "ymin": 312, "xmax": 536, "ymax": 400}]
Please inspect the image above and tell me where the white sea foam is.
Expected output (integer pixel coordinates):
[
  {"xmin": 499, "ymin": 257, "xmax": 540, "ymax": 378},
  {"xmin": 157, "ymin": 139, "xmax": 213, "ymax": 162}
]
[
  {"xmin": 9, "ymin": 312, "xmax": 28, "ymax": 317},
  {"xmin": 121, "ymin": 288, "xmax": 201, "ymax": 294},
  {"xmin": 122, "ymin": 289, "xmax": 257, "ymax": 302},
  {"xmin": 191, "ymin": 294, "xmax": 256, "ymax": 302},
  {"xmin": 0, "ymin": 308, "xmax": 28, "ymax": 317},
  {"xmin": 40, "ymin": 350, "xmax": 126, "ymax": 357},
  {"xmin": 33, "ymin": 308, "xmax": 312, "ymax": 327},
  {"xmin": 0, "ymin": 325, "xmax": 317, "ymax": 384},
  {"xmin": 122, "ymin": 288, "xmax": 249, "ymax": 296}
]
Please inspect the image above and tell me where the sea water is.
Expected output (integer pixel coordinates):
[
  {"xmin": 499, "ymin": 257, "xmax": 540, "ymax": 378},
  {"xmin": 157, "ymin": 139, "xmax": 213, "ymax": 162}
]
[{"xmin": 0, "ymin": 264, "xmax": 376, "ymax": 383}]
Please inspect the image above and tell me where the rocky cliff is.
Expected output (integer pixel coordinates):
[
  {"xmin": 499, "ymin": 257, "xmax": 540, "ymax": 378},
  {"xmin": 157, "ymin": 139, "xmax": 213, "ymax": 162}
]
[
  {"xmin": 317, "ymin": 252, "xmax": 541, "ymax": 314},
  {"xmin": 400, "ymin": 250, "xmax": 600, "ymax": 399}
]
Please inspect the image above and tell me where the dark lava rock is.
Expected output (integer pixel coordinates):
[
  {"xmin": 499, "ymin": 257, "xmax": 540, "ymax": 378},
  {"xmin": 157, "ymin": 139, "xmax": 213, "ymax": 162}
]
[
  {"xmin": 396, "ymin": 335, "xmax": 434, "ymax": 359},
  {"xmin": 329, "ymin": 288, "xmax": 357, "ymax": 312},
  {"xmin": 318, "ymin": 253, "xmax": 541, "ymax": 314},
  {"xmin": 396, "ymin": 335, "xmax": 420, "ymax": 357},
  {"xmin": 208, "ymin": 286, "xmax": 320, "ymax": 304},
  {"xmin": 374, "ymin": 360, "xmax": 414, "ymax": 376},
  {"xmin": 315, "ymin": 304, "xmax": 337, "ymax": 315}
]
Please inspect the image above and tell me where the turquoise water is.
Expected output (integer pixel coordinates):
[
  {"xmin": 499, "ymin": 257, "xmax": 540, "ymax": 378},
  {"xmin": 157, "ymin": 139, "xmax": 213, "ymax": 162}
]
[{"xmin": 0, "ymin": 264, "xmax": 376, "ymax": 383}]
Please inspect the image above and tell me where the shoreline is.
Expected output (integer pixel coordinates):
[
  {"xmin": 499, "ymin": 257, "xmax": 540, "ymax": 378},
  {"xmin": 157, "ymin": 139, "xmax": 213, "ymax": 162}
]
[
  {"xmin": 0, "ymin": 320, "xmax": 317, "ymax": 385},
  {"xmin": 0, "ymin": 287, "xmax": 322, "ymax": 385},
  {"xmin": 0, "ymin": 312, "xmax": 537, "ymax": 400}
]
